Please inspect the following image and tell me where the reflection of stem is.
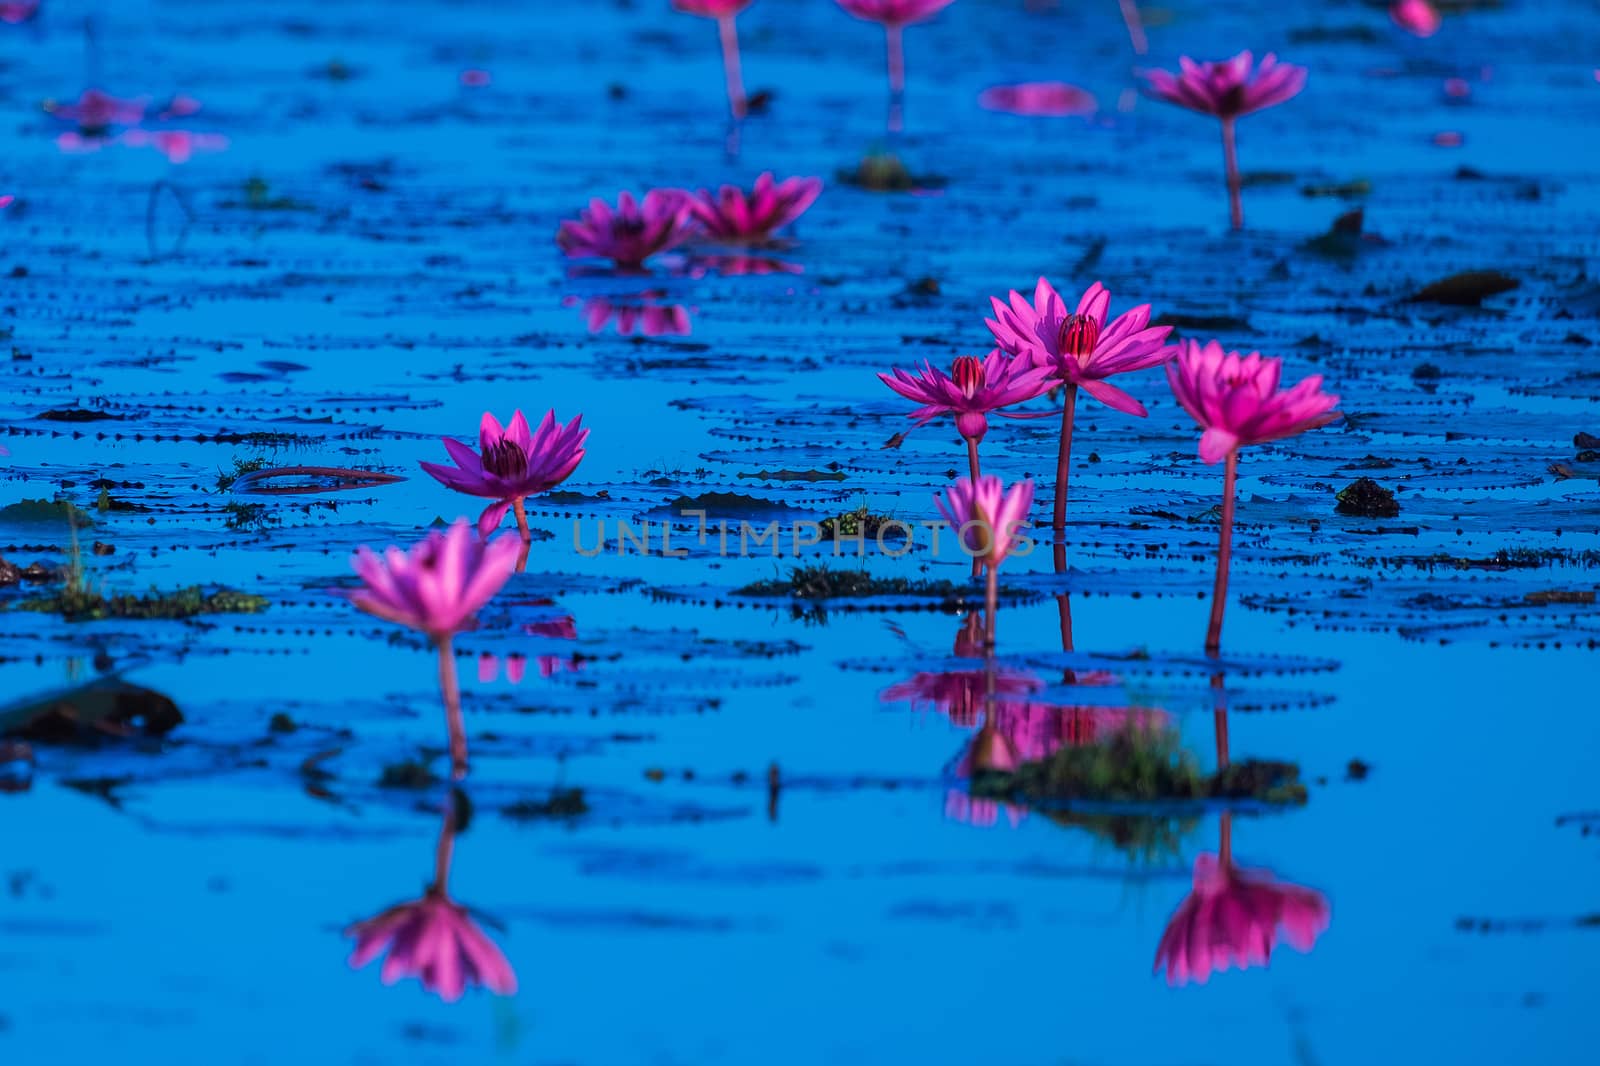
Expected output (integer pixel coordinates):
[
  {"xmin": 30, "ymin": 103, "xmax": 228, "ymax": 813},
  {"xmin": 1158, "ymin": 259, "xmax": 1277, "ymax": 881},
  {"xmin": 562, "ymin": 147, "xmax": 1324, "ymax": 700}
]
[
  {"xmin": 885, "ymin": 24, "xmax": 904, "ymax": 133},
  {"xmin": 145, "ymin": 180, "xmax": 195, "ymax": 260},
  {"xmin": 1052, "ymin": 384, "xmax": 1078, "ymax": 536},
  {"xmin": 432, "ymin": 794, "xmax": 458, "ymax": 894},
  {"xmin": 1212, "ymin": 674, "xmax": 1229, "ymax": 768},
  {"xmin": 983, "ymin": 565, "xmax": 999, "ymax": 650},
  {"xmin": 1220, "ymin": 117, "xmax": 1243, "ymax": 230},
  {"xmin": 1219, "ymin": 809, "xmax": 1233, "ymax": 868},
  {"xmin": 1117, "ymin": 0, "xmax": 1148, "ymax": 55},
  {"xmin": 437, "ymin": 637, "xmax": 468, "ymax": 779},
  {"xmin": 966, "ymin": 438, "xmax": 982, "ymax": 577},
  {"xmin": 1205, "ymin": 451, "xmax": 1238, "ymax": 658},
  {"xmin": 717, "ymin": 14, "xmax": 747, "ymax": 121}
]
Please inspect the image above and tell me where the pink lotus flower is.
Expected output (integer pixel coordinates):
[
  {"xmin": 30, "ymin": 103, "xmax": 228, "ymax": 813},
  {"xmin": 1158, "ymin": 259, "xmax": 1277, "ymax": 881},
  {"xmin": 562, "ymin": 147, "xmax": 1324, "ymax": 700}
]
[
  {"xmin": 978, "ymin": 82, "xmax": 1096, "ymax": 117},
  {"xmin": 1166, "ymin": 340, "xmax": 1339, "ymax": 656},
  {"xmin": 0, "ymin": 1, "xmax": 39, "ymax": 25},
  {"xmin": 1166, "ymin": 341, "xmax": 1340, "ymax": 464},
  {"xmin": 557, "ymin": 191, "xmax": 694, "ymax": 270},
  {"xmin": 835, "ymin": 0, "xmax": 957, "ymax": 129},
  {"xmin": 935, "ymin": 474, "xmax": 1035, "ymax": 569},
  {"xmin": 347, "ymin": 892, "xmax": 518, "ymax": 1002},
  {"xmin": 421, "ymin": 410, "xmax": 589, "ymax": 540},
  {"xmin": 0, "ymin": 198, "xmax": 9, "ymax": 211},
  {"xmin": 879, "ymin": 350, "xmax": 1051, "ymax": 478},
  {"xmin": 1390, "ymin": 0, "xmax": 1441, "ymax": 37},
  {"xmin": 1154, "ymin": 853, "xmax": 1330, "ymax": 986},
  {"xmin": 987, "ymin": 278, "xmax": 1172, "ymax": 417},
  {"xmin": 1141, "ymin": 52, "xmax": 1307, "ymax": 229},
  {"xmin": 689, "ymin": 173, "xmax": 822, "ymax": 243},
  {"xmin": 349, "ymin": 521, "xmax": 520, "ymax": 774},
  {"xmin": 674, "ymin": 0, "xmax": 755, "ymax": 119},
  {"xmin": 43, "ymin": 89, "xmax": 146, "ymax": 132},
  {"xmin": 350, "ymin": 521, "xmax": 521, "ymax": 641}
]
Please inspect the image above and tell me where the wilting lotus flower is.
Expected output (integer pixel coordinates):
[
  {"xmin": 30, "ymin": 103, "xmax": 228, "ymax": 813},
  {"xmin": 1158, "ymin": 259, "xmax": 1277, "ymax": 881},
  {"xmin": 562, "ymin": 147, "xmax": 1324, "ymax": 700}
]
[
  {"xmin": 879, "ymin": 351, "xmax": 1051, "ymax": 478},
  {"xmin": 1390, "ymin": 0, "xmax": 1441, "ymax": 37},
  {"xmin": 557, "ymin": 190, "xmax": 694, "ymax": 270},
  {"xmin": 1154, "ymin": 852, "xmax": 1330, "ymax": 986},
  {"xmin": 987, "ymin": 278, "xmax": 1172, "ymax": 537},
  {"xmin": 689, "ymin": 172, "xmax": 822, "ymax": 243},
  {"xmin": 421, "ymin": 410, "xmax": 588, "ymax": 541},
  {"xmin": 674, "ymin": 0, "xmax": 755, "ymax": 120},
  {"xmin": 835, "ymin": 0, "xmax": 957, "ymax": 129},
  {"xmin": 349, "ymin": 521, "xmax": 521, "ymax": 775},
  {"xmin": 1142, "ymin": 52, "xmax": 1307, "ymax": 229},
  {"xmin": 43, "ymin": 89, "xmax": 146, "ymax": 134},
  {"xmin": 934, "ymin": 475, "xmax": 1035, "ymax": 648},
  {"xmin": 1166, "ymin": 340, "xmax": 1339, "ymax": 655},
  {"xmin": 0, "ymin": 1, "xmax": 39, "ymax": 25},
  {"xmin": 347, "ymin": 795, "xmax": 517, "ymax": 1002},
  {"xmin": 978, "ymin": 81, "xmax": 1096, "ymax": 117}
]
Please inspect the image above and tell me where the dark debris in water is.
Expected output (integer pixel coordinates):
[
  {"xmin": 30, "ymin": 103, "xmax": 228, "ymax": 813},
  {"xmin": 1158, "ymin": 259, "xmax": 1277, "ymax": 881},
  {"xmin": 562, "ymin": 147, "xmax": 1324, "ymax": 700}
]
[
  {"xmin": 0, "ymin": 681, "xmax": 182, "ymax": 745},
  {"xmin": 1335, "ymin": 477, "xmax": 1401, "ymax": 518}
]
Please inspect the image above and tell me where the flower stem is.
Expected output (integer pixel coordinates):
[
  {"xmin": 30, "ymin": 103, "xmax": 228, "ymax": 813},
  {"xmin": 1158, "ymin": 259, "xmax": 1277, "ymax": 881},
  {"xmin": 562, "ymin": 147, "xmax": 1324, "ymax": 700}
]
[
  {"xmin": 1218, "ymin": 809, "xmax": 1233, "ymax": 868},
  {"xmin": 1052, "ymin": 384, "xmax": 1078, "ymax": 537},
  {"xmin": 1117, "ymin": 0, "xmax": 1148, "ymax": 55},
  {"xmin": 965, "ymin": 436, "xmax": 981, "ymax": 482},
  {"xmin": 437, "ymin": 636, "xmax": 468, "ymax": 779},
  {"xmin": 983, "ymin": 564, "xmax": 999, "ymax": 651},
  {"xmin": 512, "ymin": 498, "xmax": 532, "ymax": 573},
  {"xmin": 717, "ymin": 14, "xmax": 747, "ymax": 121},
  {"xmin": 1205, "ymin": 450, "xmax": 1238, "ymax": 658},
  {"xmin": 432, "ymin": 793, "xmax": 458, "ymax": 894},
  {"xmin": 1220, "ymin": 116, "xmax": 1243, "ymax": 230}
]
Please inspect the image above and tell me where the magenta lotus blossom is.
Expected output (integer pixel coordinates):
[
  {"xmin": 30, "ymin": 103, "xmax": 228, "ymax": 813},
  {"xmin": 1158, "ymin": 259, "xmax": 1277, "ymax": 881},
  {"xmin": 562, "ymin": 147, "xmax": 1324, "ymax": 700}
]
[
  {"xmin": 1391, "ymin": 0, "xmax": 1441, "ymax": 37},
  {"xmin": 1142, "ymin": 52, "xmax": 1307, "ymax": 229},
  {"xmin": 1154, "ymin": 851, "xmax": 1330, "ymax": 986},
  {"xmin": 674, "ymin": 0, "xmax": 755, "ymax": 120},
  {"xmin": 347, "ymin": 798, "xmax": 516, "ymax": 1003},
  {"xmin": 43, "ymin": 89, "xmax": 146, "ymax": 133},
  {"xmin": 1167, "ymin": 340, "xmax": 1339, "ymax": 655},
  {"xmin": 349, "ymin": 521, "xmax": 521, "ymax": 774},
  {"xmin": 556, "ymin": 190, "xmax": 694, "ymax": 270},
  {"xmin": 421, "ymin": 410, "xmax": 589, "ymax": 541},
  {"xmin": 987, "ymin": 278, "xmax": 1172, "ymax": 538},
  {"xmin": 0, "ymin": 196, "xmax": 11, "ymax": 210},
  {"xmin": 978, "ymin": 82, "xmax": 1096, "ymax": 117},
  {"xmin": 879, "ymin": 350, "xmax": 1051, "ymax": 479},
  {"xmin": 835, "ymin": 0, "xmax": 957, "ymax": 130},
  {"xmin": 935, "ymin": 475, "xmax": 1035, "ymax": 648},
  {"xmin": 0, "ymin": 1, "xmax": 38, "ymax": 24},
  {"xmin": 689, "ymin": 173, "xmax": 822, "ymax": 244}
]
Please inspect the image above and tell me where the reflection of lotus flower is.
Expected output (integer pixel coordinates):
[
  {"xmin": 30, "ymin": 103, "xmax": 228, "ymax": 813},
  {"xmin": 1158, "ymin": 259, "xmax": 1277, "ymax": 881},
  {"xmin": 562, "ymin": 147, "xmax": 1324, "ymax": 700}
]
[
  {"xmin": 557, "ymin": 191, "xmax": 694, "ymax": 270},
  {"xmin": 689, "ymin": 173, "xmax": 822, "ymax": 243},
  {"xmin": 347, "ymin": 892, "xmax": 518, "ymax": 1002},
  {"xmin": 44, "ymin": 89, "xmax": 146, "ymax": 132},
  {"xmin": 689, "ymin": 254, "xmax": 803, "ymax": 277},
  {"xmin": 1166, "ymin": 341, "xmax": 1340, "ymax": 464},
  {"xmin": 879, "ymin": 350, "xmax": 1051, "ymax": 475},
  {"xmin": 0, "ymin": 2, "xmax": 39, "ymax": 25},
  {"xmin": 978, "ymin": 82, "xmax": 1096, "ymax": 117},
  {"xmin": 573, "ymin": 296, "xmax": 691, "ymax": 337},
  {"xmin": 1141, "ymin": 52, "xmax": 1307, "ymax": 229},
  {"xmin": 944, "ymin": 789, "xmax": 1021, "ymax": 828},
  {"xmin": 880, "ymin": 669, "xmax": 1042, "ymax": 728},
  {"xmin": 121, "ymin": 129, "xmax": 228, "ymax": 163},
  {"xmin": 421, "ymin": 410, "xmax": 589, "ymax": 540},
  {"xmin": 953, "ymin": 702, "xmax": 1171, "ymax": 778},
  {"xmin": 1154, "ymin": 853, "xmax": 1330, "ymax": 986}
]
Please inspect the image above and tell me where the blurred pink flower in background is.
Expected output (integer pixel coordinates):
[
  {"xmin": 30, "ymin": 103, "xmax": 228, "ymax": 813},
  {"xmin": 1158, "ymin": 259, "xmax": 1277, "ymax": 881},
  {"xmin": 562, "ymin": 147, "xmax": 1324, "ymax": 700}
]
[
  {"xmin": 1390, "ymin": 0, "xmax": 1441, "ymax": 37},
  {"xmin": 0, "ymin": 1, "xmax": 39, "ymax": 25},
  {"xmin": 689, "ymin": 173, "xmax": 822, "ymax": 243},
  {"xmin": 421, "ymin": 410, "xmax": 589, "ymax": 540},
  {"xmin": 1154, "ymin": 853, "xmax": 1330, "ymax": 986},
  {"xmin": 43, "ymin": 89, "xmax": 147, "ymax": 133},
  {"xmin": 0, "ymin": 196, "xmax": 12, "ymax": 210},
  {"xmin": 835, "ymin": 0, "xmax": 955, "ymax": 27},
  {"xmin": 557, "ymin": 190, "xmax": 695, "ymax": 269},
  {"xmin": 158, "ymin": 94, "xmax": 203, "ymax": 119},
  {"xmin": 1165, "ymin": 341, "xmax": 1340, "ymax": 464},
  {"xmin": 122, "ymin": 129, "xmax": 228, "ymax": 163},
  {"xmin": 459, "ymin": 68, "xmax": 492, "ymax": 87},
  {"xmin": 978, "ymin": 81, "xmax": 1096, "ymax": 117},
  {"xmin": 673, "ymin": 0, "xmax": 756, "ymax": 119}
]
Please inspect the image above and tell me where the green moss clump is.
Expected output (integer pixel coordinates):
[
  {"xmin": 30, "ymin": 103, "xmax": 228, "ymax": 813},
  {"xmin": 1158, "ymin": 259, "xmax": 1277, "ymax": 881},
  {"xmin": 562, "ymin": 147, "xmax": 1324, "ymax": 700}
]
[
  {"xmin": 216, "ymin": 456, "xmax": 272, "ymax": 492},
  {"xmin": 735, "ymin": 564, "xmax": 980, "ymax": 602},
  {"xmin": 818, "ymin": 506, "xmax": 903, "ymax": 541},
  {"xmin": 970, "ymin": 724, "xmax": 1308, "ymax": 807},
  {"xmin": 378, "ymin": 760, "xmax": 438, "ymax": 790},
  {"xmin": 17, "ymin": 585, "xmax": 270, "ymax": 622},
  {"xmin": 504, "ymin": 787, "xmax": 589, "ymax": 821},
  {"xmin": 0, "ymin": 498, "xmax": 96, "ymax": 526}
]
